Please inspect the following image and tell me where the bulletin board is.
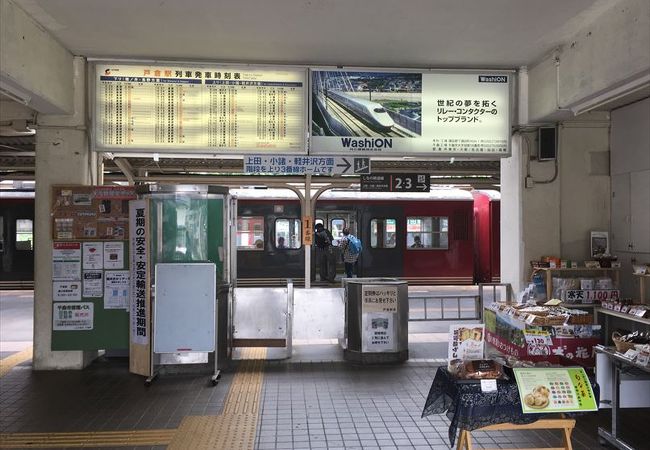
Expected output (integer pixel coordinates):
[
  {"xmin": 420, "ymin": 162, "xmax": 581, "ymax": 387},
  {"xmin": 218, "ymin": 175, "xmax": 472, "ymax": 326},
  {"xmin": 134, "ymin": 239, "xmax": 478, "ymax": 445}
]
[
  {"xmin": 51, "ymin": 185, "xmax": 136, "ymax": 240},
  {"xmin": 50, "ymin": 185, "xmax": 135, "ymax": 351}
]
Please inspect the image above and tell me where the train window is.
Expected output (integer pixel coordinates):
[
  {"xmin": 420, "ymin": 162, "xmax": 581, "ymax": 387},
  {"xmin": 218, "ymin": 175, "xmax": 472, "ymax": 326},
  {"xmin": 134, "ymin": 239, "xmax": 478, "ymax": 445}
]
[
  {"xmin": 274, "ymin": 219, "xmax": 301, "ymax": 249},
  {"xmin": 370, "ymin": 218, "xmax": 397, "ymax": 248},
  {"xmin": 330, "ymin": 219, "xmax": 346, "ymax": 240},
  {"xmin": 373, "ymin": 107, "xmax": 386, "ymax": 113},
  {"xmin": 406, "ymin": 216, "xmax": 448, "ymax": 249},
  {"xmin": 237, "ymin": 216, "xmax": 265, "ymax": 250},
  {"xmin": 15, "ymin": 219, "xmax": 33, "ymax": 251}
]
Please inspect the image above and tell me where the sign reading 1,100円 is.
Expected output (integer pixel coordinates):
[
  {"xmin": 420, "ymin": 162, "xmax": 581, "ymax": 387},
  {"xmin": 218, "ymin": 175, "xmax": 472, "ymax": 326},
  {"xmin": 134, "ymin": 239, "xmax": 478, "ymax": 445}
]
[{"xmin": 94, "ymin": 64, "xmax": 306, "ymax": 153}]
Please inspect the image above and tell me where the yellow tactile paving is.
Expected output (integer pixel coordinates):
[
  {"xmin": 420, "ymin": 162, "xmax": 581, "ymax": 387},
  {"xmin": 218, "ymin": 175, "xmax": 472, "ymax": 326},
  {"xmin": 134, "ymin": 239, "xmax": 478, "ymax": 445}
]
[
  {"xmin": 0, "ymin": 347, "xmax": 268, "ymax": 449},
  {"xmin": 0, "ymin": 429, "xmax": 176, "ymax": 448},
  {"xmin": 167, "ymin": 347, "xmax": 267, "ymax": 450},
  {"xmin": 0, "ymin": 346, "xmax": 33, "ymax": 378}
]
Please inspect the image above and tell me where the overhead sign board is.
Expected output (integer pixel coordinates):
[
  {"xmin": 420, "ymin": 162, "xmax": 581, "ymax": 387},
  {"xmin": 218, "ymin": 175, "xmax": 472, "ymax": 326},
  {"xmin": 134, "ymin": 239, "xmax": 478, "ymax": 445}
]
[
  {"xmin": 310, "ymin": 69, "xmax": 510, "ymax": 157},
  {"xmin": 361, "ymin": 173, "xmax": 430, "ymax": 192},
  {"xmin": 244, "ymin": 155, "xmax": 370, "ymax": 175},
  {"xmin": 94, "ymin": 63, "xmax": 307, "ymax": 154}
]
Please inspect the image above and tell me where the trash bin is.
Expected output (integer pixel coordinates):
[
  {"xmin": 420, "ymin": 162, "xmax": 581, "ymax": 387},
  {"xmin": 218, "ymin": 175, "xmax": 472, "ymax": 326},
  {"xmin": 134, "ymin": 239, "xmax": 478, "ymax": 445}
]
[{"xmin": 343, "ymin": 279, "xmax": 409, "ymax": 364}]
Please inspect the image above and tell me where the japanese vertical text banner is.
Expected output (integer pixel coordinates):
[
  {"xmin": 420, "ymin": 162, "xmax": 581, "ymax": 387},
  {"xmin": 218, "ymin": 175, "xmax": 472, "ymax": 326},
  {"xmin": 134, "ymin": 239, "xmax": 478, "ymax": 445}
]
[
  {"xmin": 310, "ymin": 69, "xmax": 510, "ymax": 157},
  {"xmin": 129, "ymin": 200, "xmax": 149, "ymax": 345},
  {"xmin": 94, "ymin": 63, "xmax": 307, "ymax": 154}
]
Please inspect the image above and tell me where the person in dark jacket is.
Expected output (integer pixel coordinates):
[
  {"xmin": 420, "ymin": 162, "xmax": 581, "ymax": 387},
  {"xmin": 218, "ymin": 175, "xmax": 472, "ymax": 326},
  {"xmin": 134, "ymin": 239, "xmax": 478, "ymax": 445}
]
[{"xmin": 314, "ymin": 223, "xmax": 336, "ymax": 282}]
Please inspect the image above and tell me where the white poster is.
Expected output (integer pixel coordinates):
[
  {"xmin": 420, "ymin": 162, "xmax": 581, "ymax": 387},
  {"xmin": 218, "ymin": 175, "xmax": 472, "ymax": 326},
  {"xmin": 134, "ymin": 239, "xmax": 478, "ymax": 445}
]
[
  {"xmin": 52, "ymin": 281, "xmax": 82, "ymax": 301},
  {"xmin": 52, "ymin": 302, "xmax": 94, "ymax": 330},
  {"xmin": 103, "ymin": 241, "xmax": 124, "ymax": 269},
  {"xmin": 104, "ymin": 270, "xmax": 130, "ymax": 309},
  {"xmin": 362, "ymin": 285, "xmax": 398, "ymax": 313},
  {"xmin": 447, "ymin": 324, "xmax": 485, "ymax": 368},
  {"xmin": 310, "ymin": 70, "xmax": 510, "ymax": 157},
  {"xmin": 130, "ymin": 200, "xmax": 149, "ymax": 345},
  {"xmin": 82, "ymin": 242, "xmax": 104, "ymax": 270},
  {"xmin": 362, "ymin": 312, "xmax": 395, "ymax": 352},
  {"xmin": 83, "ymin": 271, "xmax": 103, "ymax": 298},
  {"xmin": 52, "ymin": 242, "xmax": 82, "ymax": 281}
]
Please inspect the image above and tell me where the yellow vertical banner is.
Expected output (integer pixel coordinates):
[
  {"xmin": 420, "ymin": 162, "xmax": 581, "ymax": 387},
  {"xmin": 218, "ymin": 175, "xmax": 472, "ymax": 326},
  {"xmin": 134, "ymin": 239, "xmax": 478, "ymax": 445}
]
[{"xmin": 302, "ymin": 216, "xmax": 313, "ymax": 246}]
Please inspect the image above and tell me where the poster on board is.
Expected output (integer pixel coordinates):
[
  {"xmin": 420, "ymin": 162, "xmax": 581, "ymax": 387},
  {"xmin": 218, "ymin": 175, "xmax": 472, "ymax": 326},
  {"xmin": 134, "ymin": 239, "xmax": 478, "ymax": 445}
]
[
  {"xmin": 53, "ymin": 302, "xmax": 94, "ymax": 330},
  {"xmin": 104, "ymin": 270, "xmax": 130, "ymax": 309},
  {"xmin": 82, "ymin": 271, "xmax": 103, "ymax": 298},
  {"xmin": 52, "ymin": 242, "xmax": 82, "ymax": 281},
  {"xmin": 103, "ymin": 242, "xmax": 124, "ymax": 269},
  {"xmin": 82, "ymin": 242, "xmax": 104, "ymax": 270},
  {"xmin": 310, "ymin": 69, "xmax": 510, "ymax": 157},
  {"xmin": 52, "ymin": 281, "xmax": 82, "ymax": 301}
]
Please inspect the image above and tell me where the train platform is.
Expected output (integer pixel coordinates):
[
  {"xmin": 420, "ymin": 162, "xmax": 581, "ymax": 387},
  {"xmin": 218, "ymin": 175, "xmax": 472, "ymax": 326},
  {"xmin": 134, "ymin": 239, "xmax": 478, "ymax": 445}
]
[{"xmin": 2, "ymin": 291, "xmax": 649, "ymax": 450}]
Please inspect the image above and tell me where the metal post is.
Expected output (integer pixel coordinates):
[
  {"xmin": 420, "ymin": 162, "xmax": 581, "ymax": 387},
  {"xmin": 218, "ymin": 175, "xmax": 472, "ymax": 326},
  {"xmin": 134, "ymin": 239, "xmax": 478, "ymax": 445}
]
[{"xmin": 304, "ymin": 175, "xmax": 311, "ymax": 289}]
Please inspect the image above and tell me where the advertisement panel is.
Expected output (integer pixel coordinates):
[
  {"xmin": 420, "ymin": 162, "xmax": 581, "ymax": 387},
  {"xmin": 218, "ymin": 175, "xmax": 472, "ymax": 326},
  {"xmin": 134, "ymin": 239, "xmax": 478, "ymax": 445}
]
[
  {"xmin": 94, "ymin": 63, "xmax": 307, "ymax": 154},
  {"xmin": 514, "ymin": 368, "xmax": 598, "ymax": 413},
  {"xmin": 310, "ymin": 69, "xmax": 510, "ymax": 157}
]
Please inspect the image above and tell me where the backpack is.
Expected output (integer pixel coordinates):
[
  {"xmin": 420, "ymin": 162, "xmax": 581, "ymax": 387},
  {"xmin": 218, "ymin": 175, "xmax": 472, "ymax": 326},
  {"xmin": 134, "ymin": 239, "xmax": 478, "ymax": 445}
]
[
  {"xmin": 347, "ymin": 235, "xmax": 362, "ymax": 255},
  {"xmin": 315, "ymin": 229, "xmax": 332, "ymax": 249}
]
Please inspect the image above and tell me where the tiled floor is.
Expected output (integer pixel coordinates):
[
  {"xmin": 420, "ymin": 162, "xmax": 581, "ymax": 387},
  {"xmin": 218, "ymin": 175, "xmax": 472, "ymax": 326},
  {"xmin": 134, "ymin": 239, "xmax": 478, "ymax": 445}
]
[{"xmin": 2, "ymin": 354, "xmax": 650, "ymax": 449}]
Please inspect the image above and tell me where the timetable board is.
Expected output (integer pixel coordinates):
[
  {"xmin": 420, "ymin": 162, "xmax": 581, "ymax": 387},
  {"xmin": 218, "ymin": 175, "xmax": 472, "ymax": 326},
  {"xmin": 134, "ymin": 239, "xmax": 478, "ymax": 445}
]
[{"xmin": 94, "ymin": 63, "xmax": 307, "ymax": 154}]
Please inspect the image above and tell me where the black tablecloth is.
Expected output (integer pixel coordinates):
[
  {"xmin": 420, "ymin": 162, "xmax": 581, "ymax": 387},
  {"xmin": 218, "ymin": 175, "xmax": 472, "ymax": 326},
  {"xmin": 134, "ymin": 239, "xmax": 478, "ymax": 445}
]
[{"xmin": 421, "ymin": 366, "xmax": 599, "ymax": 446}]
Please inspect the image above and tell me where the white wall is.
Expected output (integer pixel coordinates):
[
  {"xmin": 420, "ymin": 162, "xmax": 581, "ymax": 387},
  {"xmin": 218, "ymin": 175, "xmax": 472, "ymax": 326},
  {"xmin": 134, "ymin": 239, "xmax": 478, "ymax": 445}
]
[
  {"xmin": 610, "ymin": 98, "xmax": 650, "ymax": 299},
  {"xmin": 501, "ymin": 113, "xmax": 612, "ymax": 294}
]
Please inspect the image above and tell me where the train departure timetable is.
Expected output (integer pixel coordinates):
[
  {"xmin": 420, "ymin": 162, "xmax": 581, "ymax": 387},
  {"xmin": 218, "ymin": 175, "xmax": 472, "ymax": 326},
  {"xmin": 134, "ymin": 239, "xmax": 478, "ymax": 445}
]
[{"xmin": 95, "ymin": 64, "xmax": 306, "ymax": 153}]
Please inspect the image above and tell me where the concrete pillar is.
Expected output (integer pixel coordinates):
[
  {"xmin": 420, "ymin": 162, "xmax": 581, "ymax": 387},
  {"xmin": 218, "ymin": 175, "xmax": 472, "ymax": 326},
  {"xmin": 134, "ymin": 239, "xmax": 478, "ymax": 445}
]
[
  {"xmin": 500, "ymin": 68, "xmax": 527, "ymax": 295},
  {"xmin": 33, "ymin": 57, "xmax": 98, "ymax": 370}
]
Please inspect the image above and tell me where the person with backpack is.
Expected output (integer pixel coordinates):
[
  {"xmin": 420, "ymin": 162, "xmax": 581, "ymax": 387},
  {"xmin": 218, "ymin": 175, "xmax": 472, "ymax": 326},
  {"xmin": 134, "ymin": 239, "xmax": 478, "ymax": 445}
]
[
  {"xmin": 314, "ymin": 223, "xmax": 336, "ymax": 283},
  {"xmin": 339, "ymin": 228, "xmax": 361, "ymax": 278}
]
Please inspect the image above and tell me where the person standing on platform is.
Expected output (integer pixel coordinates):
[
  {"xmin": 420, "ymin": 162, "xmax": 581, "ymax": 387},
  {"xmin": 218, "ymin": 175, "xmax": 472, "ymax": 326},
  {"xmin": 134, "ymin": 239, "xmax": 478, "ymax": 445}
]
[
  {"xmin": 314, "ymin": 223, "xmax": 336, "ymax": 283},
  {"xmin": 339, "ymin": 228, "xmax": 361, "ymax": 278}
]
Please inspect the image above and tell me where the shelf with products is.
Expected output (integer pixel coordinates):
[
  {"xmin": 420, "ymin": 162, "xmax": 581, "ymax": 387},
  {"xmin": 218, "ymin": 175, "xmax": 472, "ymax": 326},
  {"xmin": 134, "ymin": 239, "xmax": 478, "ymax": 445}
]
[{"xmin": 536, "ymin": 267, "xmax": 620, "ymax": 301}]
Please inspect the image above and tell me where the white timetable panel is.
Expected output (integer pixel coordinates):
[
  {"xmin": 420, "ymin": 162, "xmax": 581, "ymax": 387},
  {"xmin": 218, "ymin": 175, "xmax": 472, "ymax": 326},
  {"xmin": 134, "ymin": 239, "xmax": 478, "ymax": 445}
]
[{"xmin": 95, "ymin": 64, "xmax": 306, "ymax": 154}]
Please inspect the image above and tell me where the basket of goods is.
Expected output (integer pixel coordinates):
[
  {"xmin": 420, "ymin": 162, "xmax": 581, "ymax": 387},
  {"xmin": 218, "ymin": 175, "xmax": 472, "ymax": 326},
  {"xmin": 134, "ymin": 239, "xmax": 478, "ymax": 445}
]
[{"xmin": 612, "ymin": 331, "xmax": 650, "ymax": 353}]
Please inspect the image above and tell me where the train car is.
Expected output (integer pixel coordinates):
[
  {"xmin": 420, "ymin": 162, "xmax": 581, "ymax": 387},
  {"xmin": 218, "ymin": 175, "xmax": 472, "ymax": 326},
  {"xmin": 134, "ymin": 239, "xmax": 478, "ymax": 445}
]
[
  {"xmin": 472, "ymin": 190, "xmax": 501, "ymax": 283},
  {"xmin": 0, "ymin": 191, "xmax": 35, "ymax": 289},
  {"xmin": 327, "ymin": 90, "xmax": 395, "ymax": 131},
  {"xmin": 234, "ymin": 188, "xmax": 478, "ymax": 286},
  {"xmin": 0, "ymin": 188, "xmax": 501, "ymax": 289}
]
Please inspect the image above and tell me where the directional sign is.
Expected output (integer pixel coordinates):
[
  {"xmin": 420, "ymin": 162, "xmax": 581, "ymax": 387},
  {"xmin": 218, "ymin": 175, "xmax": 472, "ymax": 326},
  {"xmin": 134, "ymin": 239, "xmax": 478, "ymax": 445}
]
[
  {"xmin": 244, "ymin": 155, "xmax": 370, "ymax": 175},
  {"xmin": 361, "ymin": 173, "xmax": 430, "ymax": 192}
]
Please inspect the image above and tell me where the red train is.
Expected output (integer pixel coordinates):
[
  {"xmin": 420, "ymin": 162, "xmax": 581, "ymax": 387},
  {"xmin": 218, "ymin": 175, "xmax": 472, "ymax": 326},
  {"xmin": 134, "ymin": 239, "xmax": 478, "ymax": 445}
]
[
  {"xmin": 0, "ymin": 188, "xmax": 500, "ymax": 288},
  {"xmin": 234, "ymin": 188, "xmax": 500, "ymax": 286}
]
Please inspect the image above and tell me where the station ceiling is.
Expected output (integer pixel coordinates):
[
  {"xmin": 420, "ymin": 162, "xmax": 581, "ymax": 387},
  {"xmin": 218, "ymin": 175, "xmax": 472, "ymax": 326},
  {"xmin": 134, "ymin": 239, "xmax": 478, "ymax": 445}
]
[{"xmin": 1, "ymin": 0, "xmax": 613, "ymax": 187}]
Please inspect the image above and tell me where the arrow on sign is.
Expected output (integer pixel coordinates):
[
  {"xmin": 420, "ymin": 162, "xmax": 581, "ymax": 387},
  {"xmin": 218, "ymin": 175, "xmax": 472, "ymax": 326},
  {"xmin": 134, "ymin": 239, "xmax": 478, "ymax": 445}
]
[
  {"xmin": 336, "ymin": 158, "xmax": 351, "ymax": 174},
  {"xmin": 417, "ymin": 184, "xmax": 428, "ymax": 191}
]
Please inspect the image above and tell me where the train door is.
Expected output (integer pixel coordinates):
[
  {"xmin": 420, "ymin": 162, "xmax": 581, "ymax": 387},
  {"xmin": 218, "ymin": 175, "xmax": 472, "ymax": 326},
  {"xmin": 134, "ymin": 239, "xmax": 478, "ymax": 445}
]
[
  {"xmin": 313, "ymin": 211, "xmax": 356, "ymax": 280},
  {"xmin": 0, "ymin": 199, "xmax": 35, "ymax": 287}
]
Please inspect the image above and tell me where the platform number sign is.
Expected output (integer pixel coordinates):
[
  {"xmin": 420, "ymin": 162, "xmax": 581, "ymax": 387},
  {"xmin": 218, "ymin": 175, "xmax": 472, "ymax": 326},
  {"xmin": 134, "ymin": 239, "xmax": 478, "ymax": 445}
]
[{"xmin": 361, "ymin": 173, "xmax": 430, "ymax": 192}]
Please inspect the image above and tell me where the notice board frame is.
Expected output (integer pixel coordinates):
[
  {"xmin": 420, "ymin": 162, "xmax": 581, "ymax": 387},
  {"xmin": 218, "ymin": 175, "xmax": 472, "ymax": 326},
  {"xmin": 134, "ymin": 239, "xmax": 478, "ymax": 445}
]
[{"xmin": 90, "ymin": 60, "xmax": 309, "ymax": 156}]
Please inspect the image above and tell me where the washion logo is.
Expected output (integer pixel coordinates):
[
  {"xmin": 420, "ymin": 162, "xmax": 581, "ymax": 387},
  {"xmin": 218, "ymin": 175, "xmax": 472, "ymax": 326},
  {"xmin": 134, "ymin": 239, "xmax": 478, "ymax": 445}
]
[
  {"xmin": 340, "ymin": 137, "xmax": 393, "ymax": 150},
  {"xmin": 478, "ymin": 75, "xmax": 508, "ymax": 83}
]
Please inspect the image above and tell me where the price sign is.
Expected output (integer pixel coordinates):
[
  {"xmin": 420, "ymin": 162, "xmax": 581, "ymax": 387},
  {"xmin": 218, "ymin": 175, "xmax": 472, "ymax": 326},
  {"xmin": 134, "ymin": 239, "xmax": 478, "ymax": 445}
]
[{"xmin": 361, "ymin": 173, "xmax": 430, "ymax": 192}]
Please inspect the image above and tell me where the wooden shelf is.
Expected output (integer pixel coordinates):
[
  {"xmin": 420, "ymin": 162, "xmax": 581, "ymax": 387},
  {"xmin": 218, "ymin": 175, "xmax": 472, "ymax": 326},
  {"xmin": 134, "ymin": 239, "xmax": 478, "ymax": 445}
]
[
  {"xmin": 537, "ymin": 267, "xmax": 620, "ymax": 301},
  {"xmin": 595, "ymin": 307, "xmax": 650, "ymax": 326}
]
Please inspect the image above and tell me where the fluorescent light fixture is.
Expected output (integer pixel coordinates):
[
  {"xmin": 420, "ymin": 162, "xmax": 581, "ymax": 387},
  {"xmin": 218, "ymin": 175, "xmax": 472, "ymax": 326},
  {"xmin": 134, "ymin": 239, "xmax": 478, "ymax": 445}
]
[
  {"xmin": 0, "ymin": 80, "xmax": 32, "ymax": 106},
  {"xmin": 569, "ymin": 72, "xmax": 650, "ymax": 115}
]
